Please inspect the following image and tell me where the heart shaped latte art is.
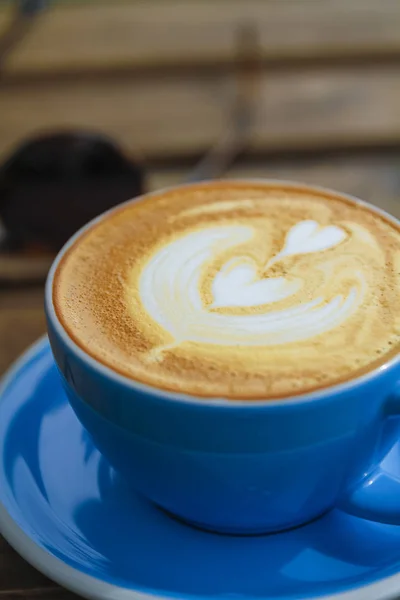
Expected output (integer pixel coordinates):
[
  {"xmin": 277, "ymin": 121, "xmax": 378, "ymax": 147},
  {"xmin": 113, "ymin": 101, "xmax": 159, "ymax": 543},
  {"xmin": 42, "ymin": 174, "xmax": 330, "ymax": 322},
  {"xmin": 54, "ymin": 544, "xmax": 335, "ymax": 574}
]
[
  {"xmin": 211, "ymin": 260, "xmax": 301, "ymax": 309},
  {"xmin": 276, "ymin": 220, "xmax": 346, "ymax": 261},
  {"xmin": 138, "ymin": 220, "xmax": 364, "ymax": 348},
  {"xmin": 211, "ymin": 220, "xmax": 346, "ymax": 309}
]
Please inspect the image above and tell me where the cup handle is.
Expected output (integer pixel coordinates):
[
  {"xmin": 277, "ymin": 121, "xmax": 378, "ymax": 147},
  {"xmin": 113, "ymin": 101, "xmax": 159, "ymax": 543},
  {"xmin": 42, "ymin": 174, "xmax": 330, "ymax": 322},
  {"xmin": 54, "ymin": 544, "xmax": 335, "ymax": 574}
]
[{"xmin": 339, "ymin": 382, "xmax": 400, "ymax": 525}]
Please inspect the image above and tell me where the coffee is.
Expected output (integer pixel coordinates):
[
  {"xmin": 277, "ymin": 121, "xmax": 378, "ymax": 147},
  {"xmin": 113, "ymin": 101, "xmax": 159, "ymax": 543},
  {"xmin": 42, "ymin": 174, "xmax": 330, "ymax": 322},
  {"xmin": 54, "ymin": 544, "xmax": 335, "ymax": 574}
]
[{"xmin": 53, "ymin": 182, "xmax": 400, "ymax": 400}]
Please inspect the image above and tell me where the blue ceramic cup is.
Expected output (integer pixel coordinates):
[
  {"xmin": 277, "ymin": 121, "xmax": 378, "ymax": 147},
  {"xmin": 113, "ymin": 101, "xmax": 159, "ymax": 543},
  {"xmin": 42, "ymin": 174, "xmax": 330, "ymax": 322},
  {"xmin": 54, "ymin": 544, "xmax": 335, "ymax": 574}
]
[{"xmin": 45, "ymin": 182, "xmax": 400, "ymax": 534}]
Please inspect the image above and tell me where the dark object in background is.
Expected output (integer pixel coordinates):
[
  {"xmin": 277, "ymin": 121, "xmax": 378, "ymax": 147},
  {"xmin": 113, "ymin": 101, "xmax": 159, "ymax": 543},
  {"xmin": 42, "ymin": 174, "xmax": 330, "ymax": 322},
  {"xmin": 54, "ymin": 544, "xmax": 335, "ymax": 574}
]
[{"xmin": 0, "ymin": 131, "xmax": 146, "ymax": 253}]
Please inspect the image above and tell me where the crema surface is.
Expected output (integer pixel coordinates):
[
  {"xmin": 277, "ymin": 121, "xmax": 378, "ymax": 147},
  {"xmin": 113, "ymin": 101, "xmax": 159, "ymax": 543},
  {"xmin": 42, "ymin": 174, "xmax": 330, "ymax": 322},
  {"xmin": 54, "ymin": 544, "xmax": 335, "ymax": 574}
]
[{"xmin": 53, "ymin": 182, "xmax": 400, "ymax": 399}]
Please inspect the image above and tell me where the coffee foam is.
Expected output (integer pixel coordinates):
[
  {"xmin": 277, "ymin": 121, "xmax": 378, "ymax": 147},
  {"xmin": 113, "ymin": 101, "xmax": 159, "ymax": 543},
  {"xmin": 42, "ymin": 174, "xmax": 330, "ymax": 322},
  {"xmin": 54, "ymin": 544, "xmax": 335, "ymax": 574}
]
[{"xmin": 53, "ymin": 182, "xmax": 400, "ymax": 400}]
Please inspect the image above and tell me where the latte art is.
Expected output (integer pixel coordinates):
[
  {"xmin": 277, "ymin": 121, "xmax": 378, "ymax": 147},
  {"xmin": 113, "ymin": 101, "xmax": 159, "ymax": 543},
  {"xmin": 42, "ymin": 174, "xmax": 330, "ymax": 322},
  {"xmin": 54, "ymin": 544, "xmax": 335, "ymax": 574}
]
[
  {"xmin": 139, "ymin": 220, "xmax": 362, "ymax": 349},
  {"xmin": 53, "ymin": 182, "xmax": 400, "ymax": 399}
]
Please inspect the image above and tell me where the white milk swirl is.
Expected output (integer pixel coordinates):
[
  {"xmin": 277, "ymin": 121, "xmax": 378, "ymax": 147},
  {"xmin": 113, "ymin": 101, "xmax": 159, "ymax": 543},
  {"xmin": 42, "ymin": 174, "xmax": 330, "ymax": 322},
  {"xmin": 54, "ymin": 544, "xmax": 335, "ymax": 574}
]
[{"xmin": 139, "ymin": 220, "xmax": 366, "ymax": 348}]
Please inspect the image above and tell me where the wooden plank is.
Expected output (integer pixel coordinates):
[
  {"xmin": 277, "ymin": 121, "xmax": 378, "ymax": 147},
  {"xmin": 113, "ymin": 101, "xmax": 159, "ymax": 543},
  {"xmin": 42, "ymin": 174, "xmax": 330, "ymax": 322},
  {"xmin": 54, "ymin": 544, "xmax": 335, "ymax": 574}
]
[
  {"xmin": 0, "ymin": 308, "xmax": 46, "ymax": 373},
  {"xmin": 3, "ymin": 0, "xmax": 400, "ymax": 76},
  {"xmin": 0, "ymin": 288, "xmax": 44, "ymax": 311},
  {"xmin": 0, "ymin": 535, "xmax": 54, "ymax": 594},
  {"xmin": 0, "ymin": 256, "xmax": 54, "ymax": 283},
  {"xmin": 0, "ymin": 5, "xmax": 13, "ymax": 33},
  {"xmin": 0, "ymin": 71, "xmax": 224, "ymax": 160},
  {"xmin": 0, "ymin": 4, "xmax": 46, "ymax": 78},
  {"xmin": 0, "ymin": 589, "xmax": 76, "ymax": 599},
  {"xmin": 1, "ymin": 66, "xmax": 400, "ymax": 161},
  {"xmin": 149, "ymin": 154, "xmax": 400, "ymax": 220}
]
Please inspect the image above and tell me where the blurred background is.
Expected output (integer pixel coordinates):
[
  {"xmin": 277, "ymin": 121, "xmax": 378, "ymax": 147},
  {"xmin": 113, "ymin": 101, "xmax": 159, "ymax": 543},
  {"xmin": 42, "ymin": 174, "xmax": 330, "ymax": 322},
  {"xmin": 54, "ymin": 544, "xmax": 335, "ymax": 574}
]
[{"xmin": 1, "ymin": 1, "xmax": 400, "ymax": 597}]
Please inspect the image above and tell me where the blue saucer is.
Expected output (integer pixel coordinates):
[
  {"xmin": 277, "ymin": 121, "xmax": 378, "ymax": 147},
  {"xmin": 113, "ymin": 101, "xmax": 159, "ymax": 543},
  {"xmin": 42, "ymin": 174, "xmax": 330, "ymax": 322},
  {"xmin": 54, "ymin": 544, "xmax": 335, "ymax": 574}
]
[{"xmin": 2, "ymin": 339, "xmax": 400, "ymax": 600}]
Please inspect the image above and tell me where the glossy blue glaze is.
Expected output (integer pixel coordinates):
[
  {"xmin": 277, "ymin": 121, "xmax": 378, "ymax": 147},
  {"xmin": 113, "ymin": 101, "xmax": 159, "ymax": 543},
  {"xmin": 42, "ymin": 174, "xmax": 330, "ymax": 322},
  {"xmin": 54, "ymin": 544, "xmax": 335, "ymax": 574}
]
[
  {"xmin": 4, "ymin": 340, "xmax": 400, "ymax": 600},
  {"xmin": 44, "ymin": 183, "xmax": 400, "ymax": 534},
  {"xmin": 46, "ymin": 292, "xmax": 400, "ymax": 534}
]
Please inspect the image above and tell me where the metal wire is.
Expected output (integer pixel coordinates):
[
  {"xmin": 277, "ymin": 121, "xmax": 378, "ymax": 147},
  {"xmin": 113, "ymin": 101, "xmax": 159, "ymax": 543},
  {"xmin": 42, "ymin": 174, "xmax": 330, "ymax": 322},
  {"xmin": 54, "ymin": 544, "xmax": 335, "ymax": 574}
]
[
  {"xmin": 0, "ymin": 0, "xmax": 46, "ymax": 69},
  {"xmin": 186, "ymin": 22, "xmax": 262, "ymax": 183}
]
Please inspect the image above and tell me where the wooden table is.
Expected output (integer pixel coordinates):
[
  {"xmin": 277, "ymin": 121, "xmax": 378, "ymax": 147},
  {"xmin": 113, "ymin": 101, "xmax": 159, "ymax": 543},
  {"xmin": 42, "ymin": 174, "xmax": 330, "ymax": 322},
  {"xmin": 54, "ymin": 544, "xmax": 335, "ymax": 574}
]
[{"xmin": 1, "ymin": 1, "xmax": 400, "ymax": 598}]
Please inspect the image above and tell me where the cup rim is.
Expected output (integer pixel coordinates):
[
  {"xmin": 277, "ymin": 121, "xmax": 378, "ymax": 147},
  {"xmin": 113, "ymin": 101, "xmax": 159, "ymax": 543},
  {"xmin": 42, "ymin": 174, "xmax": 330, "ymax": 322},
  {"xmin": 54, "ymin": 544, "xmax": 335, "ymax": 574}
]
[{"xmin": 45, "ymin": 178, "xmax": 400, "ymax": 408}]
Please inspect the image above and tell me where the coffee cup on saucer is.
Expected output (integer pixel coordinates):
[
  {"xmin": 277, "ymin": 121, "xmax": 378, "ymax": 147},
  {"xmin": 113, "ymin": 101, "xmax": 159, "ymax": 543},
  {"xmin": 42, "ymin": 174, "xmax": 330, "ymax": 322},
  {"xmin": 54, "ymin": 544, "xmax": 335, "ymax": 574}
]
[{"xmin": 45, "ymin": 180, "xmax": 400, "ymax": 534}]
